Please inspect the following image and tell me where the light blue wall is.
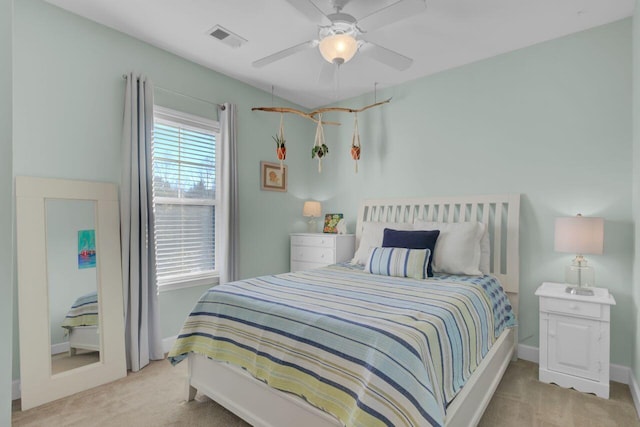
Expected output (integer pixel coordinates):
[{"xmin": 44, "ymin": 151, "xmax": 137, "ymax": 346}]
[
  {"xmin": 12, "ymin": 0, "xmax": 315, "ymax": 378},
  {"xmin": 633, "ymin": 0, "xmax": 640, "ymax": 383},
  {"xmin": 0, "ymin": 0, "xmax": 13, "ymax": 421},
  {"xmin": 317, "ymin": 20, "xmax": 633, "ymax": 366}
]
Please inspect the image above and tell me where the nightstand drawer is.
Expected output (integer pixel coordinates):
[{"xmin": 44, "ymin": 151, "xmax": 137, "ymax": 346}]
[
  {"xmin": 290, "ymin": 234, "xmax": 335, "ymax": 249},
  {"xmin": 291, "ymin": 246, "xmax": 335, "ymax": 263},
  {"xmin": 541, "ymin": 297, "xmax": 602, "ymax": 319}
]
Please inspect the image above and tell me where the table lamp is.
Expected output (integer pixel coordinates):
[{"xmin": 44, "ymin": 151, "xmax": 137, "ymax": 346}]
[
  {"xmin": 554, "ymin": 214, "xmax": 604, "ymax": 296},
  {"xmin": 303, "ymin": 201, "xmax": 322, "ymax": 233}
]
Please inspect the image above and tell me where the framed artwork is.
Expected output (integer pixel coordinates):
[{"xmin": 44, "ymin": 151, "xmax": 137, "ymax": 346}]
[
  {"xmin": 323, "ymin": 213, "xmax": 343, "ymax": 233},
  {"xmin": 260, "ymin": 161, "xmax": 288, "ymax": 192}
]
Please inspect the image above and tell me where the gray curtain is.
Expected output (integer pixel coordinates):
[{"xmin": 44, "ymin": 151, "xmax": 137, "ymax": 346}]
[
  {"xmin": 218, "ymin": 103, "xmax": 239, "ymax": 284},
  {"xmin": 120, "ymin": 72, "xmax": 163, "ymax": 372}
]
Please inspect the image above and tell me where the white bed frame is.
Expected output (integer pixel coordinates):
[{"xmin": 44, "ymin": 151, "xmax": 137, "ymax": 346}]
[
  {"xmin": 68, "ymin": 325, "xmax": 100, "ymax": 356},
  {"xmin": 184, "ymin": 194, "xmax": 520, "ymax": 427}
]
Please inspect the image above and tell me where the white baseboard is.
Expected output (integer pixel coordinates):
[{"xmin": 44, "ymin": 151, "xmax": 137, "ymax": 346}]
[
  {"xmin": 163, "ymin": 335, "xmax": 177, "ymax": 354},
  {"xmin": 517, "ymin": 344, "xmax": 539, "ymax": 363},
  {"xmin": 610, "ymin": 364, "xmax": 631, "ymax": 385},
  {"xmin": 517, "ymin": 344, "xmax": 630, "ymax": 384},
  {"xmin": 51, "ymin": 341, "xmax": 70, "ymax": 355},
  {"xmin": 12, "ymin": 379, "xmax": 20, "ymax": 401},
  {"xmin": 629, "ymin": 371, "xmax": 640, "ymax": 419}
]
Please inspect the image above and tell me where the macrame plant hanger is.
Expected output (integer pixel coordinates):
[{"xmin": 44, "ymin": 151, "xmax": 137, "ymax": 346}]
[
  {"xmin": 351, "ymin": 112, "xmax": 361, "ymax": 173},
  {"xmin": 312, "ymin": 114, "xmax": 328, "ymax": 173}
]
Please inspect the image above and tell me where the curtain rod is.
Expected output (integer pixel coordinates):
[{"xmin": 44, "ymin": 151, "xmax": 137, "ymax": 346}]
[{"xmin": 121, "ymin": 74, "xmax": 225, "ymax": 110}]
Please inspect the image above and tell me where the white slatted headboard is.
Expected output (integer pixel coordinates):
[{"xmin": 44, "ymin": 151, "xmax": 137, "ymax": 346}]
[{"xmin": 356, "ymin": 194, "xmax": 520, "ymax": 314}]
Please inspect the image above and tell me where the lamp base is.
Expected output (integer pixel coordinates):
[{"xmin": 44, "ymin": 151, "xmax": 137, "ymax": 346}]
[
  {"xmin": 307, "ymin": 218, "xmax": 317, "ymax": 233},
  {"xmin": 565, "ymin": 286, "xmax": 595, "ymax": 296},
  {"xmin": 565, "ymin": 257, "xmax": 595, "ymax": 287}
]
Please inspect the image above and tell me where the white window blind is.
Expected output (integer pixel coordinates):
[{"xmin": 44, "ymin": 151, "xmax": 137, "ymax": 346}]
[{"xmin": 152, "ymin": 107, "xmax": 219, "ymax": 288}]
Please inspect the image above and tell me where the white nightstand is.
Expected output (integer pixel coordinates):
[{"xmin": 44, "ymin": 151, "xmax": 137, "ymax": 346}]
[
  {"xmin": 535, "ymin": 282, "xmax": 616, "ymax": 398},
  {"xmin": 290, "ymin": 233, "xmax": 355, "ymax": 272}
]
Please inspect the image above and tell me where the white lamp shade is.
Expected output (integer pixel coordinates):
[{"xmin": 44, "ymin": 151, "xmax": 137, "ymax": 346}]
[
  {"xmin": 319, "ymin": 34, "xmax": 358, "ymax": 64},
  {"xmin": 554, "ymin": 216, "xmax": 604, "ymax": 255},
  {"xmin": 303, "ymin": 201, "xmax": 322, "ymax": 218}
]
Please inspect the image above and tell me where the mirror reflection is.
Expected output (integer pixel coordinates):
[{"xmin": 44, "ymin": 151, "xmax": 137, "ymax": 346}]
[{"xmin": 46, "ymin": 199, "xmax": 101, "ymax": 374}]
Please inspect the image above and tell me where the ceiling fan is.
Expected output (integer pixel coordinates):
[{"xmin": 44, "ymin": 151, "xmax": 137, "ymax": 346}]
[{"xmin": 252, "ymin": 0, "xmax": 427, "ymax": 71}]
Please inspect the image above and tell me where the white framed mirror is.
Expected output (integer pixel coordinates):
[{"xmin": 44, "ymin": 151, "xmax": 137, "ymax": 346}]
[{"xmin": 16, "ymin": 176, "xmax": 126, "ymax": 410}]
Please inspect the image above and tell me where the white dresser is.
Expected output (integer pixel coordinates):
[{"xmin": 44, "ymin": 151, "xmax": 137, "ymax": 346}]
[
  {"xmin": 290, "ymin": 233, "xmax": 355, "ymax": 272},
  {"xmin": 535, "ymin": 282, "xmax": 616, "ymax": 398}
]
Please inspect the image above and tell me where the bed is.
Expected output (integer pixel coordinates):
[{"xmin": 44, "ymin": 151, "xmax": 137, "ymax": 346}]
[
  {"xmin": 61, "ymin": 291, "xmax": 100, "ymax": 355},
  {"xmin": 169, "ymin": 194, "xmax": 520, "ymax": 427}
]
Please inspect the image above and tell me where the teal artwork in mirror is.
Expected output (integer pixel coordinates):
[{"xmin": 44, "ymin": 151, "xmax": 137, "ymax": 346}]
[{"xmin": 77, "ymin": 229, "xmax": 96, "ymax": 269}]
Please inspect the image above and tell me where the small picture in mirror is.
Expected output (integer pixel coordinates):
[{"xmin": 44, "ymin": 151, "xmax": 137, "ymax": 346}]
[{"xmin": 78, "ymin": 229, "xmax": 96, "ymax": 269}]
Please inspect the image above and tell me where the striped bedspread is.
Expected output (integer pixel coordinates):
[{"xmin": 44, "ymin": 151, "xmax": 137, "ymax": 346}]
[
  {"xmin": 168, "ymin": 265, "xmax": 515, "ymax": 427},
  {"xmin": 61, "ymin": 291, "xmax": 99, "ymax": 329}
]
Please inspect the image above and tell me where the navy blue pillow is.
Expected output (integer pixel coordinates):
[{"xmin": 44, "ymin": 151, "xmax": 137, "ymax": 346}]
[{"xmin": 382, "ymin": 228, "xmax": 440, "ymax": 277}]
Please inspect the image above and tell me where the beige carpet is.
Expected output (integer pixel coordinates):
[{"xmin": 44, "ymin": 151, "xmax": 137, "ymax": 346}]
[{"xmin": 12, "ymin": 359, "xmax": 639, "ymax": 427}]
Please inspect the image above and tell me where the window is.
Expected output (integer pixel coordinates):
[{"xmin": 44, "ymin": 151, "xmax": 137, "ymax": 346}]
[{"xmin": 152, "ymin": 107, "xmax": 219, "ymax": 291}]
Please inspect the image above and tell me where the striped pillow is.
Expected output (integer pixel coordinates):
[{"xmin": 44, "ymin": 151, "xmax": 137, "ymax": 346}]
[{"xmin": 365, "ymin": 247, "xmax": 431, "ymax": 280}]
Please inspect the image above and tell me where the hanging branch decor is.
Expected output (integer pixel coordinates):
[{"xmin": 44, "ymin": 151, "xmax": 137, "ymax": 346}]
[
  {"xmin": 252, "ymin": 106, "xmax": 341, "ymax": 125},
  {"xmin": 312, "ymin": 114, "xmax": 329, "ymax": 173},
  {"xmin": 351, "ymin": 112, "xmax": 361, "ymax": 173},
  {"xmin": 252, "ymin": 97, "xmax": 390, "ymax": 173},
  {"xmin": 252, "ymin": 98, "xmax": 391, "ymax": 125},
  {"xmin": 273, "ymin": 113, "xmax": 286, "ymax": 171}
]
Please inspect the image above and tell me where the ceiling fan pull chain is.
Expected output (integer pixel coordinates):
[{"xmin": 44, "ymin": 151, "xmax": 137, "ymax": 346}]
[{"xmin": 351, "ymin": 113, "xmax": 361, "ymax": 173}]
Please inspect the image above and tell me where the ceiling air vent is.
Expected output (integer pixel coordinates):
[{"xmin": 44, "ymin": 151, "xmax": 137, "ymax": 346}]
[{"xmin": 208, "ymin": 25, "xmax": 247, "ymax": 48}]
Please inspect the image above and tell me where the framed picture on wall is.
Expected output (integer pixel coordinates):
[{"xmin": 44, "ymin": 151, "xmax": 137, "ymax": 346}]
[{"xmin": 260, "ymin": 161, "xmax": 288, "ymax": 192}]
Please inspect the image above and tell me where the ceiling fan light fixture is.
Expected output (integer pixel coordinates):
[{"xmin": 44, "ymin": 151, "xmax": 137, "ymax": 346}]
[{"xmin": 319, "ymin": 34, "xmax": 358, "ymax": 65}]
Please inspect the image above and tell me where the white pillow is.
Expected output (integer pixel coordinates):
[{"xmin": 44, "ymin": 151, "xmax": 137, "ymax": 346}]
[
  {"xmin": 413, "ymin": 220, "xmax": 485, "ymax": 275},
  {"xmin": 352, "ymin": 221, "xmax": 413, "ymax": 265},
  {"xmin": 479, "ymin": 226, "xmax": 490, "ymax": 275}
]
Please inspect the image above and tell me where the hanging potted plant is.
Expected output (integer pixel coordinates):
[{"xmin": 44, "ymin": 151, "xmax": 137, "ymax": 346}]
[
  {"xmin": 350, "ymin": 144, "xmax": 360, "ymax": 160},
  {"xmin": 312, "ymin": 114, "xmax": 329, "ymax": 173},
  {"xmin": 274, "ymin": 114, "xmax": 286, "ymax": 171},
  {"xmin": 351, "ymin": 113, "xmax": 361, "ymax": 173},
  {"xmin": 273, "ymin": 134, "xmax": 286, "ymax": 160},
  {"xmin": 312, "ymin": 143, "xmax": 329, "ymax": 159}
]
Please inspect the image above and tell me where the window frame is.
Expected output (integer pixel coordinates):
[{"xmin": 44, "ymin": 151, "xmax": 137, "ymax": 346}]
[{"xmin": 152, "ymin": 106, "xmax": 221, "ymax": 293}]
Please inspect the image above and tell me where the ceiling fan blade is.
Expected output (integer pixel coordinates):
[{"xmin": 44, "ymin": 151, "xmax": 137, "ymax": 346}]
[
  {"xmin": 360, "ymin": 42, "xmax": 413, "ymax": 71},
  {"xmin": 252, "ymin": 41, "xmax": 317, "ymax": 68},
  {"xmin": 358, "ymin": 0, "xmax": 427, "ymax": 31},
  {"xmin": 318, "ymin": 61, "xmax": 336, "ymax": 86},
  {"xmin": 284, "ymin": 0, "xmax": 331, "ymax": 25}
]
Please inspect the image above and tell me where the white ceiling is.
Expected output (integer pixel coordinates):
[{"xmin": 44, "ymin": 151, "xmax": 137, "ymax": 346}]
[{"xmin": 44, "ymin": 0, "xmax": 634, "ymax": 108}]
